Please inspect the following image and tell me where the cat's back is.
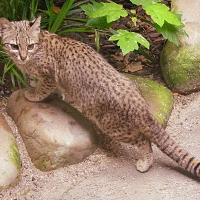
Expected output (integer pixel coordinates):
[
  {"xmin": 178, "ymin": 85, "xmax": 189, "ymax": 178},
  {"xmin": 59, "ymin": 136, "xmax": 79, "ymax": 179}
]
[
  {"xmin": 39, "ymin": 30, "xmax": 91, "ymax": 52},
  {"xmin": 38, "ymin": 30, "xmax": 143, "ymax": 98},
  {"xmin": 38, "ymin": 31, "xmax": 100, "ymax": 66}
]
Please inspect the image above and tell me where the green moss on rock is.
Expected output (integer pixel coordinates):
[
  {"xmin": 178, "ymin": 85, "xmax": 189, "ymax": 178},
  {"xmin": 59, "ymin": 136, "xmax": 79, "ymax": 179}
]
[
  {"xmin": 10, "ymin": 140, "xmax": 20, "ymax": 171},
  {"xmin": 124, "ymin": 73, "xmax": 173, "ymax": 127},
  {"xmin": 160, "ymin": 41, "xmax": 200, "ymax": 94}
]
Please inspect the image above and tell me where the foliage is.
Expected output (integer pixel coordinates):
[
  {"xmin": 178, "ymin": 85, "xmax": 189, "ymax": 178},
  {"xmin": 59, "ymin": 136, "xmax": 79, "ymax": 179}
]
[
  {"xmin": 41, "ymin": 0, "xmax": 75, "ymax": 33},
  {"xmin": 82, "ymin": 0, "xmax": 187, "ymax": 55},
  {"xmin": 89, "ymin": 2, "xmax": 128, "ymax": 23},
  {"xmin": 109, "ymin": 30, "xmax": 149, "ymax": 55},
  {"xmin": 0, "ymin": 0, "xmax": 39, "ymax": 20},
  {"xmin": 53, "ymin": 1, "xmax": 93, "ymax": 35}
]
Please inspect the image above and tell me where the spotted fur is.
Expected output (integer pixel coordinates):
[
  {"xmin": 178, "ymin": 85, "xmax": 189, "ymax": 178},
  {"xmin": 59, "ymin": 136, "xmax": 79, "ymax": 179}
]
[{"xmin": 0, "ymin": 16, "xmax": 200, "ymax": 177}]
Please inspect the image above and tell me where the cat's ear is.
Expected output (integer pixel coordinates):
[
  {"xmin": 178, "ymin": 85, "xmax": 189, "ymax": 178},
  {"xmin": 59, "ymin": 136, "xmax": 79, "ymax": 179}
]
[
  {"xmin": 29, "ymin": 16, "xmax": 41, "ymax": 35},
  {"xmin": 0, "ymin": 18, "xmax": 13, "ymax": 38}
]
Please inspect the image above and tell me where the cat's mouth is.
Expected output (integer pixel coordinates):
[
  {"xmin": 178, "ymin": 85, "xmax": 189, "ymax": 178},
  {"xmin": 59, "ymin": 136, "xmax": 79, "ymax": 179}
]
[
  {"xmin": 7, "ymin": 52, "xmax": 29, "ymax": 65},
  {"xmin": 15, "ymin": 57, "xmax": 30, "ymax": 65}
]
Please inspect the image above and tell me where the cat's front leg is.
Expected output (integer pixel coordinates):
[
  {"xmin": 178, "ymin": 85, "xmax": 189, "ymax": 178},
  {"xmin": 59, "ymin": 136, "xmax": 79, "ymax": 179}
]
[{"xmin": 24, "ymin": 77, "xmax": 56, "ymax": 102}]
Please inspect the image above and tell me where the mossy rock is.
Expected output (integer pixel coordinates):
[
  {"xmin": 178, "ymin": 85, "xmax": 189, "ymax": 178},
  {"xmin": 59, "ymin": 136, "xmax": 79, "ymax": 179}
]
[
  {"xmin": 124, "ymin": 73, "xmax": 173, "ymax": 128},
  {"xmin": 160, "ymin": 41, "xmax": 200, "ymax": 94},
  {"xmin": 0, "ymin": 114, "xmax": 20, "ymax": 191}
]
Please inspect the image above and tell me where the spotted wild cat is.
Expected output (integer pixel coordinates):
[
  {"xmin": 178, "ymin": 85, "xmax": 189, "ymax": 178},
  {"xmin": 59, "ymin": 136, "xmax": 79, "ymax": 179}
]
[{"xmin": 0, "ymin": 16, "xmax": 200, "ymax": 177}]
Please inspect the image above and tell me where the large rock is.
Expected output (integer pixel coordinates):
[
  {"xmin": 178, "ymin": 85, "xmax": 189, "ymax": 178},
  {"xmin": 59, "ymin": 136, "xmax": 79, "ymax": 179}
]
[
  {"xmin": 0, "ymin": 113, "xmax": 20, "ymax": 191},
  {"xmin": 160, "ymin": 0, "xmax": 200, "ymax": 94},
  {"xmin": 7, "ymin": 90, "xmax": 97, "ymax": 171},
  {"xmin": 124, "ymin": 74, "xmax": 173, "ymax": 128}
]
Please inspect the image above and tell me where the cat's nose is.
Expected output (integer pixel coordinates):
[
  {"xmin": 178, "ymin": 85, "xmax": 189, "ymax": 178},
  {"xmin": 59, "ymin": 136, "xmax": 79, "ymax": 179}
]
[
  {"xmin": 19, "ymin": 52, "xmax": 27, "ymax": 61},
  {"xmin": 20, "ymin": 55, "xmax": 27, "ymax": 61},
  {"xmin": 19, "ymin": 49, "xmax": 28, "ymax": 61}
]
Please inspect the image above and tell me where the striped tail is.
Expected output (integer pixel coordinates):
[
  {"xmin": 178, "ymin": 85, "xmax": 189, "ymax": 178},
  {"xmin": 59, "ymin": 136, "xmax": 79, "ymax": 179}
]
[{"xmin": 146, "ymin": 118, "xmax": 200, "ymax": 177}]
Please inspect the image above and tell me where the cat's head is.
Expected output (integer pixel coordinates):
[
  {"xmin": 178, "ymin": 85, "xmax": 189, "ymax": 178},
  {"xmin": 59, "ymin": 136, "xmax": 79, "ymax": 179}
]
[{"xmin": 0, "ymin": 16, "xmax": 41, "ymax": 64}]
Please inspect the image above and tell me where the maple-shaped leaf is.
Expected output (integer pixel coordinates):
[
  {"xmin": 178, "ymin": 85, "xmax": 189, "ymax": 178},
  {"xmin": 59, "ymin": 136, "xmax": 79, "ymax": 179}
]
[
  {"xmin": 109, "ymin": 30, "xmax": 149, "ymax": 55},
  {"xmin": 143, "ymin": 4, "xmax": 183, "ymax": 27},
  {"xmin": 81, "ymin": 1, "xmax": 112, "ymax": 29},
  {"xmin": 155, "ymin": 22, "xmax": 188, "ymax": 45},
  {"xmin": 81, "ymin": 1, "xmax": 102, "ymax": 16},
  {"xmin": 89, "ymin": 2, "xmax": 128, "ymax": 23}
]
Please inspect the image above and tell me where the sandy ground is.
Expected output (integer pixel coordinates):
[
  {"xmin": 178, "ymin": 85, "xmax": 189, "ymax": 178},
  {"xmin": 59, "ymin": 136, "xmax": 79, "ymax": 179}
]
[{"xmin": 0, "ymin": 91, "xmax": 200, "ymax": 200}]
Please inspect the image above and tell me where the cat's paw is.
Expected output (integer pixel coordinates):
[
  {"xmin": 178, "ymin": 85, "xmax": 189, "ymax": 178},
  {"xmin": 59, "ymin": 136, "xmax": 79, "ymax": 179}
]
[
  {"xmin": 136, "ymin": 154, "xmax": 153, "ymax": 173},
  {"xmin": 24, "ymin": 88, "xmax": 44, "ymax": 102},
  {"xmin": 136, "ymin": 159, "xmax": 151, "ymax": 172}
]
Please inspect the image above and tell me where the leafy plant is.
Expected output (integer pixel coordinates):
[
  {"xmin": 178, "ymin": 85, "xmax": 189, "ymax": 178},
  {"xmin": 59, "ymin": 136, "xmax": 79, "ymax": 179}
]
[
  {"xmin": 0, "ymin": 0, "xmax": 39, "ymax": 20},
  {"xmin": 40, "ymin": 0, "xmax": 76, "ymax": 33},
  {"xmin": 81, "ymin": 0, "xmax": 187, "ymax": 55},
  {"xmin": 40, "ymin": 0, "xmax": 92, "ymax": 34}
]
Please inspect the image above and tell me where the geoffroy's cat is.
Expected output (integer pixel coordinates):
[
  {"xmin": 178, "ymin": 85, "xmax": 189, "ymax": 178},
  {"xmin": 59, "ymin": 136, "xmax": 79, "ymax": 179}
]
[{"xmin": 0, "ymin": 16, "xmax": 200, "ymax": 177}]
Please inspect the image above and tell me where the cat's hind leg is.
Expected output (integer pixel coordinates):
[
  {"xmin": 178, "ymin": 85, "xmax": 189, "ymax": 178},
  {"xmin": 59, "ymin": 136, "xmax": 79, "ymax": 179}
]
[{"xmin": 135, "ymin": 136, "xmax": 153, "ymax": 172}]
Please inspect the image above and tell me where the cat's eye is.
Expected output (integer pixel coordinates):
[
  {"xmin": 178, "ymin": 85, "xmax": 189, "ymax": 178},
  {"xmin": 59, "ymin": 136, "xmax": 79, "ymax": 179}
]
[
  {"xmin": 11, "ymin": 44, "xmax": 19, "ymax": 50},
  {"xmin": 27, "ymin": 44, "xmax": 35, "ymax": 50}
]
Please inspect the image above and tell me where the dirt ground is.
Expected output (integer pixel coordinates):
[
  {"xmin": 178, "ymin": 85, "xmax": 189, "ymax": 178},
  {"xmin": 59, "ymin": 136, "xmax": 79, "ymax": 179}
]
[{"xmin": 0, "ymin": 90, "xmax": 199, "ymax": 200}]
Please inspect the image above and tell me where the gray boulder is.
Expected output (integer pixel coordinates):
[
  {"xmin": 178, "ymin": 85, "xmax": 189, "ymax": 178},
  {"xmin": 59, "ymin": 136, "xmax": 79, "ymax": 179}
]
[
  {"xmin": 0, "ymin": 113, "xmax": 20, "ymax": 191},
  {"xmin": 7, "ymin": 90, "xmax": 97, "ymax": 171},
  {"xmin": 160, "ymin": 0, "xmax": 200, "ymax": 94}
]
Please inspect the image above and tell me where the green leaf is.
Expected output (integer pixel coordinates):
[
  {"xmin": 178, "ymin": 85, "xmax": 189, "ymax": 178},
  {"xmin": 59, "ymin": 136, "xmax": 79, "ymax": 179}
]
[
  {"xmin": 86, "ymin": 18, "xmax": 112, "ymax": 29},
  {"xmin": 58, "ymin": 27, "xmax": 93, "ymax": 34},
  {"xmin": 109, "ymin": 30, "xmax": 150, "ymax": 55},
  {"xmin": 130, "ymin": 0, "xmax": 162, "ymax": 6},
  {"xmin": 155, "ymin": 22, "xmax": 188, "ymax": 45},
  {"xmin": 11, "ymin": 67, "xmax": 29, "ymax": 88},
  {"xmin": 2, "ymin": 60, "xmax": 29, "ymax": 88},
  {"xmin": 81, "ymin": 1, "xmax": 112, "ymax": 29},
  {"xmin": 50, "ymin": 0, "xmax": 75, "ymax": 33},
  {"xmin": 131, "ymin": 17, "xmax": 137, "ymax": 26},
  {"xmin": 81, "ymin": 1, "xmax": 103, "ymax": 16},
  {"xmin": 89, "ymin": 2, "xmax": 128, "ymax": 23},
  {"xmin": 143, "ymin": 4, "xmax": 183, "ymax": 27}
]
